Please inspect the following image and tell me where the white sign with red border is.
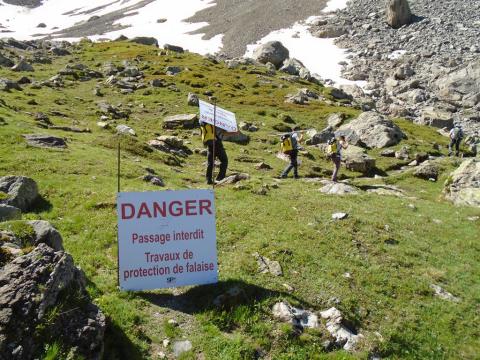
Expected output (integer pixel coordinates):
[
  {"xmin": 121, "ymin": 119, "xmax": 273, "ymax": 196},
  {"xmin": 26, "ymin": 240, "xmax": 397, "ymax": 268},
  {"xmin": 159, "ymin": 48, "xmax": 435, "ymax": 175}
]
[
  {"xmin": 199, "ymin": 100, "xmax": 238, "ymax": 132},
  {"xmin": 117, "ymin": 189, "xmax": 218, "ymax": 291}
]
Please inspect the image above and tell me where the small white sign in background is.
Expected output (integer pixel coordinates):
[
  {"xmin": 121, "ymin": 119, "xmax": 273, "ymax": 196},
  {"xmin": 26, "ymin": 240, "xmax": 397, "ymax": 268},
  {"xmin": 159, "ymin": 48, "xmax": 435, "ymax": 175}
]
[
  {"xmin": 199, "ymin": 100, "xmax": 238, "ymax": 133},
  {"xmin": 117, "ymin": 190, "xmax": 218, "ymax": 291}
]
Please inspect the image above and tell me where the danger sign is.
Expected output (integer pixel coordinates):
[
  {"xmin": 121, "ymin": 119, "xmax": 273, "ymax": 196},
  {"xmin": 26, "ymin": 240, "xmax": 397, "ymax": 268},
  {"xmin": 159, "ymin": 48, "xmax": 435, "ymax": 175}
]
[
  {"xmin": 199, "ymin": 100, "xmax": 238, "ymax": 133},
  {"xmin": 117, "ymin": 190, "xmax": 218, "ymax": 291}
]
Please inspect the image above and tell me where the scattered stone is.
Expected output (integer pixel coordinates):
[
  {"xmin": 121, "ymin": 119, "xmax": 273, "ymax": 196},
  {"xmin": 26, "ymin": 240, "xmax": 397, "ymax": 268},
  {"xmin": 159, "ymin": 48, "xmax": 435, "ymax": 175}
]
[
  {"xmin": 216, "ymin": 173, "xmax": 250, "ymax": 186},
  {"xmin": 148, "ymin": 136, "xmax": 192, "ymax": 157},
  {"xmin": 255, "ymin": 162, "xmax": 272, "ymax": 170},
  {"xmin": 187, "ymin": 93, "xmax": 199, "ymax": 106},
  {"xmin": 414, "ymin": 161, "xmax": 439, "ymax": 180},
  {"xmin": 130, "ymin": 37, "xmax": 158, "ymax": 47},
  {"xmin": 24, "ymin": 134, "xmax": 67, "ymax": 149},
  {"xmin": 430, "ymin": 284, "xmax": 461, "ymax": 302},
  {"xmin": 253, "ymin": 252, "xmax": 283, "ymax": 276},
  {"xmin": 320, "ymin": 307, "xmax": 362, "ymax": 351},
  {"xmin": 380, "ymin": 149, "xmax": 396, "ymax": 157},
  {"xmin": 0, "ymin": 204, "xmax": 21, "ymax": 221},
  {"xmin": 332, "ymin": 212, "xmax": 348, "ymax": 220},
  {"xmin": 11, "ymin": 58, "xmax": 34, "ymax": 72},
  {"xmin": 163, "ymin": 114, "xmax": 198, "ymax": 129},
  {"xmin": 0, "ymin": 54, "xmax": 14, "ymax": 68},
  {"xmin": 282, "ymin": 283, "xmax": 294, "ymax": 292},
  {"xmin": 272, "ymin": 302, "xmax": 319, "ymax": 329},
  {"xmin": 151, "ymin": 78, "xmax": 165, "ymax": 87},
  {"xmin": 143, "ymin": 174, "xmax": 165, "ymax": 187},
  {"xmin": 224, "ymin": 132, "xmax": 250, "ymax": 145},
  {"xmin": 320, "ymin": 182, "xmax": 360, "ymax": 195},
  {"xmin": 0, "ymin": 176, "xmax": 38, "ymax": 212},
  {"xmin": 116, "ymin": 124, "xmax": 136, "ymax": 136},
  {"xmin": 0, "ymin": 78, "xmax": 22, "ymax": 91},
  {"xmin": 172, "ymin": 340, "xmax": 192, "ymax": 358},
  {"xmin": 365, "ymin": 185, "xmax": 406, "ymax": 198},
  {"xmin": 164, "ymin": 44, "xmax": 184, "ymax": 53},
  {"xmin": 395, "ymin": 146, "xmax": 410, "ymax": 160},
  {"xmin": 327, "ymin": 113, "xmax": 347, "ymax": 128},
  {"xmin": 27, "ymin": 220, "xmax": 64, "ymax": 251},
  {"xmin": 252, "ymin": 41, "xmax": 289, "ymax": 69},
  {"xmin": 444, "ymin": 159, "xmax": 480, "ymax": 207},
  {"xmin": 338, "ymin": 112, "xmax": 405, "ymax": 149},
  {"xmin": 165, "ymin": 66, "xmax": 182, "ymax": 76}
]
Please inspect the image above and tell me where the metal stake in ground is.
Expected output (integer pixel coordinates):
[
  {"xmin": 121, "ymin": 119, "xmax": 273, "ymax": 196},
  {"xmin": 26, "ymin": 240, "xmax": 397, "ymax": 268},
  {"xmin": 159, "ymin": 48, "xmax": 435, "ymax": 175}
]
[
  {"xmin": 212, "ymin": 99, "xmax": 217, "ymax": 189},
  {"xmin": 116, "ymin": 134, "xmax": 121, "ymax": 287}
]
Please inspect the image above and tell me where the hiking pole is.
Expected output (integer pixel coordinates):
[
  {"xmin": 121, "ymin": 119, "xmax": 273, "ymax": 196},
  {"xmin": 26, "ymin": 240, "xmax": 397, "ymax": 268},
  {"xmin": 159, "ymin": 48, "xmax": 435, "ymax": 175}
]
[{"xmin": 212, "ymin": 98, "xmax": 217, "ymax": 189}]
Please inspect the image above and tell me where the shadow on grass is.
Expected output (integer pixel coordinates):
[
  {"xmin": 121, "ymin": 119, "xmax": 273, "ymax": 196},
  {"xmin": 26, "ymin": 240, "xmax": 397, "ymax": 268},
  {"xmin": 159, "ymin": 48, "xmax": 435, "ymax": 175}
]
[
  {"xmin": 139, "ymin": 279, "xmax": 311, "ymax": 315},
  {"xmin": 103, "ymin": 319, "xmax": 145, "ymax": 360},
  {"xmin": 30, "ymin": 195, "xmax": 53, "ymax": 213}
]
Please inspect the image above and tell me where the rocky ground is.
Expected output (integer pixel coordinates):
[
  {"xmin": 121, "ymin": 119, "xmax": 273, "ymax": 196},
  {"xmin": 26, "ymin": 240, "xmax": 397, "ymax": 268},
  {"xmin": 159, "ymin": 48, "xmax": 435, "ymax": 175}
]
[
  {"xmin": 309, "ymin": 0, "xmax": 480, "ymax": 135},
  {"xmin": 0, "ymin": 36, "xmax": 479, "ymax": 359}
]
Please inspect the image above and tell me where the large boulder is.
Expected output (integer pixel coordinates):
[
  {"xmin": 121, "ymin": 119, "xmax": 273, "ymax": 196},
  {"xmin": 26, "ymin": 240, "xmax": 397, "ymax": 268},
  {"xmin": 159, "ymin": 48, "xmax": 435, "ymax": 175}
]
[
  {"xmin": 0, "ymin": 54, "xmax": 14, "ymax": 68},
  {"xmin": 0, "ymin": 78, "xmax": 22, "ymax": 92},
  {"xmin": 252, "ymin": 41, "xmax": 289, "ymax": 69},
  {"xmin": 342, "ymin": 146, "xmax": 376, "ymax": 173},
  {"xmin": 11, "ymin": 59, "xmax": 34, "ymax": 72},
  {"xmin": 130, "ymin": 37, "xmax": 158, "ymax": 47},
  {"xmin": 0, "ymin": 176, "xmax": 38, "ymax": 212},
  {"xmin": 280, "ymin": 58, "xmax": 306, "ymax": 76},
  {"xmin": 163, "ymin": 114, "xmax": 198, "ymax": 129},
  {"xmin": 414, "ymin": 161, "xmax": 440, "ymax": 181},
  {"xmin": 338, "ymin": 112, "xmax": 405, "ymax": 149},
  {"xmin": 0, "ymin": 241, "xmax": 105, "ymax": 360},
  {"xmin": 386, "ymin": 0, "xmax": 412, "ymax": 29},
  {"xmin": 417, "ymin": 107, "xmax": 454, "ymax": 129},
  {"xmin": 24, "ymin": 134, "xmax": 67, "ymax": 149},
  {"xmin": 444, "ymin": 159, "xmax": 480, "ymax": 207},
  {"xmin": 435, "ymin": 60, "xmax": 480, "ymax": 108}
]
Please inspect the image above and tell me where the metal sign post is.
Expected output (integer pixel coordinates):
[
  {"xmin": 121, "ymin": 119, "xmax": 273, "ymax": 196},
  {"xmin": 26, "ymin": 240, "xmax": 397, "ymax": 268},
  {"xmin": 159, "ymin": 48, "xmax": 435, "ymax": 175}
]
[
  {"xmin": 212, "ymin": 99, "xmax": 217, "ymax": 189},
  {"xmin": 117, "ymin": 134, "xmax": 121, "ymax": 287}
]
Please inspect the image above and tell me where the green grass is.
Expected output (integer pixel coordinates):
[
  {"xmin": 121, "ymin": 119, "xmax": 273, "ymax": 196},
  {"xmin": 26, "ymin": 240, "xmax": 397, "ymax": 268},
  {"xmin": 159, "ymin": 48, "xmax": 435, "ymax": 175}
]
[{"xmin": 0, "ymin": 41, "xmax": 479, "ymax": 359}]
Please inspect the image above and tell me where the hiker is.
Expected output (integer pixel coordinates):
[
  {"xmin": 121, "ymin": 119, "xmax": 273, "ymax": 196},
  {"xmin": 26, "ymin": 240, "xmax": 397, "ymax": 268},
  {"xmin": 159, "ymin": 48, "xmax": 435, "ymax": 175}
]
[
  {"xmin": 279, "ymin": 130, "xmax": 303, "ymax": 179},
  {"xmin": 200, "ymin": 121, "xmax": 229, "ymax": 185},
  {"xmin": 328, "ymin": 135, "xmax": 348, "ymax": 182},
  {"xmin": 465, "ymin": 131, "xmax": 479, "ymax": 157},
  {"xmin": 448, "ymin": 123, "xmax": 464, "ymax": 157}
]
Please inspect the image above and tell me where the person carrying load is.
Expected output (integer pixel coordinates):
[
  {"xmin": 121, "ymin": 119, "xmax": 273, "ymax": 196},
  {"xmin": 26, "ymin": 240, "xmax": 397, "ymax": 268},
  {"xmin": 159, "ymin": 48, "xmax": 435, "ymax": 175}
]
[
  {"xmin": 279, "ymin": 130, "xmax": 303, "ymax": 179},
  {"xmin": 327, "ymin": 135, "xmax": 348, "ymax": 182},
  {"xmin": 448, "ymin": 122, "xmax": 464, "ymax": 157},
  {"xmin": 200, "ymin": 120, "xmax": 229, "ymax": 184}
]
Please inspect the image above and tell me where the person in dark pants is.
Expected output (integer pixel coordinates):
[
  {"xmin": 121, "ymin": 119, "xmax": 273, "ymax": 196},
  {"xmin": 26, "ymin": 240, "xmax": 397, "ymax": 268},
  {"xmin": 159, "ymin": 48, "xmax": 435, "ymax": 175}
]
[
  {"xmin": 280, "ymin": 131, "xmax": 302, "ymax": 179},
  {"xmin": 448, "ymin": 123, "xmax": 464, "ymax": 157},
  {"xmin": 206, "ymin": 138, "xmax": 228, "ymax": 184},
  {"xmin": 200, "ymin": 121, "xmax": 229, "ymax": 184}
]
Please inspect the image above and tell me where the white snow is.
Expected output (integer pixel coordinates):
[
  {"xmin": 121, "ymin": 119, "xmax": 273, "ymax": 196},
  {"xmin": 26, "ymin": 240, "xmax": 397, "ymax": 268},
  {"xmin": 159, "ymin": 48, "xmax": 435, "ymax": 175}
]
[
  {"xmin": 244, "ymin": 0, "xmax": 362, "ymax": 86},
  {"xmin": 0, "ymin": 0, "xmax": 222, "ymax": 54}
]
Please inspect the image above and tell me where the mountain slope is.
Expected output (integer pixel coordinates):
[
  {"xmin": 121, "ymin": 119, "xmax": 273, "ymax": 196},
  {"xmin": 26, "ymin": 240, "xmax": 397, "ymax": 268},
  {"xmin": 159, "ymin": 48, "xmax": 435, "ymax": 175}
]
[{"xmin": 0, "ymin": 40, "xmax": 479, "ymax": 359}]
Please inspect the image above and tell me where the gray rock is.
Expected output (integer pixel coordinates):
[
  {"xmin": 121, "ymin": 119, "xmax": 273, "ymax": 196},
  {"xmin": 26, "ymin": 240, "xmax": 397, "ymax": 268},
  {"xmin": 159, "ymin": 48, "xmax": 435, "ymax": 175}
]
[
  {"xmin": 280, "ymin": 58, "xmax": 305, "ymax": 76},
  {"xmin": 320, "ymin": 307, "xmax": 362, "ymax": 351},
  {"xmin": 430, "ymin": 284, "xmax": 461, "ymax": 302},
  {"xmin": 444, "ymin": 158, "xmax": 480, "ymax": 207},
  {"xmin": 165, "ymin": 66, "xmax": 182, "ymax": 75},
  {"xmin": 395, "ymin": 146, "xmax": 410, "ymax": 160},
  {"xmin": 143, "ymin": 174, "xmax": 165, "ymax": 187},
  {"xmin": 314, "ymin": 25, "xmax": 347, "ymax": 38},
  {"xmin": 436, "ymin": 60, "xmax": 480, "ymax": 108},
  {"xmin": 27, "ymin": 220, "xmax": 64, "ymax": 251},
  {"xmin": 0, "ymin": 54, "xmax": 14, "ymax": 68},
  {"xmin": 418, "ymin": 107, "xmax": 454, "ymax": 129},
  {"xmin": 332, "ymin": 212, "xmax": 348, "ymax": 220},
  {"xmin": 272, "ymin": 302, "xmax": 319, "ymax": 329},
  {"xmin": 224, "ymin": 132, "xmax": 250, "ymax": 145},
  {"xmin": 24, "ymin": 134, "xmax": 67, "ymax": 149},
  {"xmin": 0, "ymin": 176, "xmax": 38, "ymax": 212},
  {"xmin": 386, "ymin": 0, "xmax": 412, "ymax": 29},
  {"xmin": 116, "ymin": 124, "xmax": 136, "ymax": 136},
  {"xmin": 163, "ymin": 114, "xmax": 198, "ymax": 129},
  {"xmin": 0, "ymin": 243, "xmax": 105, "ymax": 360},
  {"xmin": 319, "ymin": 182, "xmax": 360, "ymax": 195},
  {"xmin": 213, "ymin": 286, "xmax": 247, "ymax": 308},
  {"xmin": 252, "ymin": 41, "xmax": 289, "ymax": 69},
  {"xmin": 0, "ymin": 78, "xmax": 22, "ymax": 91},
  {"xmin": 344, "ymin": 151, "xmax": 376, "ymax": 173},
  {"xmin": 187, "ymin": 93, "xmax": 199, "ymax": 106},
  {"xmin": 0, "ymin": 205, "xmax": 21, "ymax": 221},
  {"xmin": 164, "ymin": 44, "xmax": 184, "ymax": 53},
  {"xmin": 338, "ymin": 112, "xmax": 405, "ymax": 148},
  {"xmin": 148, "ymin": 136, "xmax": 192, "ymax": 157},
  {"xmin": 172, "ymin": 340, "xmax": 192, "ymax": 358},
  {"xmin": 130, "ymin": 37, "xmax": 158, "ymax": 47},
  {"xmin": 306, "ymin": 126, "xmax": 335, "ymax": 145},
  {"xmin": 11, "ymin": 59, "xmax": 34, "ymax": 72},
  {"xmin": 253, "ymin": 252, "xmax": 283, "ymax": 276},
  {"xmin": 216, "ymin": 173, "xmax": 250, "ymax": 186},
  {"xmin": 414, "ymin": 161, "xmax": 439, "ymax": 180}
]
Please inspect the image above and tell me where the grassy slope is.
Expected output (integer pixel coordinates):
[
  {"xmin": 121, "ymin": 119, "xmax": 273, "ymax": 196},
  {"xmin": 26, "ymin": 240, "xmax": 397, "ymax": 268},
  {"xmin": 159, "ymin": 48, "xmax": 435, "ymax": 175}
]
[{"xmin": 0, "ymin": 41, "xmax": 479, "ymax": 360}]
